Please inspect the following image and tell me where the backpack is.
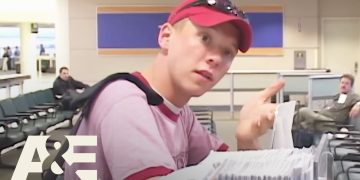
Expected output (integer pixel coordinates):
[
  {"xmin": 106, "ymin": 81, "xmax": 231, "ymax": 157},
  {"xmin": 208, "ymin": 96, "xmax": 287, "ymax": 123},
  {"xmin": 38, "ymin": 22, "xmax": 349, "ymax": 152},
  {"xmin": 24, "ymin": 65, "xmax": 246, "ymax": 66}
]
[{"xmin": 43, "ymin": 72, "xmax": 163, "ymax": 180}]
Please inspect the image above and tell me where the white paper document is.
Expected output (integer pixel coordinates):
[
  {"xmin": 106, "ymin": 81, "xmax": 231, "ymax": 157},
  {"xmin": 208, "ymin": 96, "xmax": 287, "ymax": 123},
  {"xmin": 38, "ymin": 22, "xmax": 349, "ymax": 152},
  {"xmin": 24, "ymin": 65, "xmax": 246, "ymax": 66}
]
[
  {"xmin": 271, "ymin": 101, "xmax": 296, "ymax": 149},
  {"xmin": 161, "ymin": 101, "xmax": 314, "ymax": 180},
  {"xmin": 162, "ymin": 148, "xmax": 314, "ymax": 180}
]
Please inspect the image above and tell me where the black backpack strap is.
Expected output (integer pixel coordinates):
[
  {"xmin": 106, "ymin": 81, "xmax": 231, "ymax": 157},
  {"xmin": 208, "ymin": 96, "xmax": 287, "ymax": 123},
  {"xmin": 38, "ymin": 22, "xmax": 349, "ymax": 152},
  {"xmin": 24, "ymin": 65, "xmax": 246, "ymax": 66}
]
[
  {"xmin": 62, "ymin": 72, "xmax": 163, "ymax": 111},
  {"xmin": 73, "ymin": 72, "xmax": 163, "ymax": 132},
  {"xmin": 43, "ymin": 72, "xmax": 163, "ymax": 180}
]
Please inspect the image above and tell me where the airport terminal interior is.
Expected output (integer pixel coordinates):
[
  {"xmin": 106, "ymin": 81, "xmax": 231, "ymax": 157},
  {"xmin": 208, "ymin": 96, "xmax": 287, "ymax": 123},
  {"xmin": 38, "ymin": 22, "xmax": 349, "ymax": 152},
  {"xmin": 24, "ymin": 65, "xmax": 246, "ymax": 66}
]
[{"xmin": 1, "ymin": 0, "xmax": 360, "ymax": 179}]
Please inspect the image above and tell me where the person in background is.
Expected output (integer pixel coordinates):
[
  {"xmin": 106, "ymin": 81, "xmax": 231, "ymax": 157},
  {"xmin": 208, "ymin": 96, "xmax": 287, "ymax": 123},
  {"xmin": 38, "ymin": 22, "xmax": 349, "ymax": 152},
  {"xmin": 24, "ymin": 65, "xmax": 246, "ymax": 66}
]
[
  {"xmin": 293, "ymin": 73, "xmax": 360, "ymax": 132},
  {"xmin": 6, "ymin": 46, "xmax": 12, "ymax": 57},
  {"xmin": 52, "ymin": 66, "xmax": 89, "ymax": 99},
  {"xmin": 6, "ymin": 46, "xmax": 12, "ymax": 70},
  {"xmin": 2, "ymin": 47, "xmax": 9, "ymax": 58},
  {"xmin": 14, "ymin": 46, "xmax": 20, "ymax": 57},
  {"xmin": 13, "ymin": 46, "xmax": 20, "ymax": 70},
  {"xmin": 39, "ymin": 44, "xmax": 46, "ymax": 55},
  {"xmin": 2, "ymin": 47, "xmax": 10, "ymax": 70}
]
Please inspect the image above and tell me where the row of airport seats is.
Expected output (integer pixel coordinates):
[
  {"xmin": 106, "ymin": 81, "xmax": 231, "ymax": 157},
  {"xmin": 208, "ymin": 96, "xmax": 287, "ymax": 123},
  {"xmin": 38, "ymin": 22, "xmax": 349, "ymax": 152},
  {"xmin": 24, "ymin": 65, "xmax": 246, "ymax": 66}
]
[
  {"xmin": 324, "ymin": 117, "xmax": 360, "ymax": 180},
  {"xmin": 0, "ymin": 88, "xmax": 76, "ymax": 169},
  {"xmin": 305, "ymin": 114, "xmax": 360, "ymax": 180},
  {"xmin": 289, "ymin": 110, "xmax": 360, "ymax": 179},
  {"xmin": 192, "ymin": 109, "xmax": 217, "ymax": 135}
]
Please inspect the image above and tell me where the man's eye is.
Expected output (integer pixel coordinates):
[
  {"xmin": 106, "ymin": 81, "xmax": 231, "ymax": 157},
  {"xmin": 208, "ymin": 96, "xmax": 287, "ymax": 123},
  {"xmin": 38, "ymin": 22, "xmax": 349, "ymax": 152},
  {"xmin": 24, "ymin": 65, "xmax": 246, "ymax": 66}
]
[
  {"xmin": 223, "ymin": 49, "xmax": 231, "ymax": 57},
  {"xmin": 223, "ymin": 49, "xmax": 235, "ymax": 59},
  {"xmin": 201, "ymin": 34, "xmax": 211, "ymax": 44}
]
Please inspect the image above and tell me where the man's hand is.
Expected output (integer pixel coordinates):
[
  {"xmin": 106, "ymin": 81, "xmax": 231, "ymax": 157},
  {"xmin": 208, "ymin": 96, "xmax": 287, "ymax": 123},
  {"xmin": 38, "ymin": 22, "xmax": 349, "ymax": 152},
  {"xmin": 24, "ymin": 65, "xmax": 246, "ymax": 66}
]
[
  {"xmin": 349, "ymin": 103, "xmax": 360, "ymax": 119},
  {"xmin": 236, "ymin": 80, "xmax": 285, "ymax": 150}
]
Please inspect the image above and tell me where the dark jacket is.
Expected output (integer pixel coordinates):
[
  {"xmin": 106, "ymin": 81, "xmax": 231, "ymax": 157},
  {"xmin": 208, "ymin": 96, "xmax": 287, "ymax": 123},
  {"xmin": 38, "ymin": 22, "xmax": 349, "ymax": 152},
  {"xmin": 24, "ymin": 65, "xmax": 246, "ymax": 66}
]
[{"xmin": 53, "ymin": 76, "xmax": 89, "ymax": 97}]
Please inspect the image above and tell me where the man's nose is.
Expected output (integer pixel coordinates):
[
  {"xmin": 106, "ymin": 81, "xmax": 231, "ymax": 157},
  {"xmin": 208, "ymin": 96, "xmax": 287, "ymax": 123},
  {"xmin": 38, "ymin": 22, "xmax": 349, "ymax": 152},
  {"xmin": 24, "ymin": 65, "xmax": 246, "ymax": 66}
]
[{"xmin": 206, "ymin": 53, "xmax": 222, "ymax": 68}]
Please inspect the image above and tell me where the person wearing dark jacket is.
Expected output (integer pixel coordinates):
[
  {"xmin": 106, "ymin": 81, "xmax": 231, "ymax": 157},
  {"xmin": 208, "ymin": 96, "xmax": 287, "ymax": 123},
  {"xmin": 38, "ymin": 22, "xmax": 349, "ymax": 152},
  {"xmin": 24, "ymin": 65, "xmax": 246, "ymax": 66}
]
[
  {"xmin": 293, "ymin": 74, "xmax": 360, "ymax": 132},
  {"xmin": 53, "ymin": 66, "xmax": 89, "ymax": 99}
]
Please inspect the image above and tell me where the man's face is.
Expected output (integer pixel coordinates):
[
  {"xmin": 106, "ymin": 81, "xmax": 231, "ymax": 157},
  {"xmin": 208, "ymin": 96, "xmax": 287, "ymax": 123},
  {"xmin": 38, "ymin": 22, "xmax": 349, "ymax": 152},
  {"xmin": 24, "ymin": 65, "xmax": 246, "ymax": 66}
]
[
  {"xmin": 60, "ymin": 69, "xmax": 70, "ymax": 81},
  {"xmin": 340, "ymin": 77, "xmax": 353, "ymax": 94},
  {"xmin": 164, "ymin": 20, "xmax": 239, "ymax": 97}
]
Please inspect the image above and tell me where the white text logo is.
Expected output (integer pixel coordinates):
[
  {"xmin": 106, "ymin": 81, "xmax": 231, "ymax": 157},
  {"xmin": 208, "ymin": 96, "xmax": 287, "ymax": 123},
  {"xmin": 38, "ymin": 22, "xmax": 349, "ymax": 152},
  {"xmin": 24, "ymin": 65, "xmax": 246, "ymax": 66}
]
[{"xmin": 12, "ymin": 135, "xmax": 97, "ymax": 180}]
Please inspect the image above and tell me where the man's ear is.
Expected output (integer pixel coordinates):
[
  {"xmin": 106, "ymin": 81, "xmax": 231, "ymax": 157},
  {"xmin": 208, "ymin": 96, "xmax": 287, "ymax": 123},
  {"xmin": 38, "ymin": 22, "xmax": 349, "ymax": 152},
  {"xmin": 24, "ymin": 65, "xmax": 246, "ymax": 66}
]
[{"xmin": 158, "ymin": 23, "xmax": 173, "ymax": 50}]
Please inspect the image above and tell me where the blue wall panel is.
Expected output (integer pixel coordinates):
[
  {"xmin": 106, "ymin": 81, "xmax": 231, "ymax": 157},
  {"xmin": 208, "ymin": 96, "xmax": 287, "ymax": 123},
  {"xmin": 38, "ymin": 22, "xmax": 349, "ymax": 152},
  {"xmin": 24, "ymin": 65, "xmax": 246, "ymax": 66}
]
[
  {"xmin": 247, "ymin": 12, "xmax": 283, "ymax": 48},
  {"xmin": 97, "ymin": 13, "xmax": 168, "ymax": 48},
  {"xmin": 97, "ymin": 10, "xmax": 283, "ymax": 53}
]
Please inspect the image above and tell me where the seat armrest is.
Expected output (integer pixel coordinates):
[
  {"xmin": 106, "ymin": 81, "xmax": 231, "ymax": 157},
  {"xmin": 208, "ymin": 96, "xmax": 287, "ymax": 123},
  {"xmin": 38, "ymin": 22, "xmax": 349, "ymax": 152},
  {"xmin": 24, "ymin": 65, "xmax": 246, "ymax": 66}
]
[
  {"xmin": 15, "ymin": 112, "xmax": 32, "ymax": 116},
  {"xmin": 0, "ymin": 122, "xmax": 7, "ymax": 127},
  {"xmin": 41, "ymin": 102, "xmax": 59, "ymax": 106},
  {"xmin": 313, "ymin": 119, "xmax": 336, "ymax": 124},
  {"xmin": 0, "ymin": 117, "xmax": 22, "ymax": 124},
  {"xmin": 0, "ymin": 122, "xmax": 9, "ymax": 134},
  {"xmin": 21, "ymin": 109, "xmax": 43, "ymax": 113},
  {"xmin": 330, "ymin": 130, "xmax": 360, "ymax": 136},
  {"xmin": 324, "ymin": 124, "xmax": 354, "ymax": 128},
  {"xmin": 31, "ymin": 105, "xmax": 54, "ymax": 109}
]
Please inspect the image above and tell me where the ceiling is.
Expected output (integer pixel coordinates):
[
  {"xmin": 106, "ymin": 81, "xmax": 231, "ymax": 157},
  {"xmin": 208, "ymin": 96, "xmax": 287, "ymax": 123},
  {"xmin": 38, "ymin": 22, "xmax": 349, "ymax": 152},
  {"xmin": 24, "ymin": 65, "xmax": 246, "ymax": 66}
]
[{"xmin": 0, "ymin": 0, "xmax": 56, "ymax": 23}]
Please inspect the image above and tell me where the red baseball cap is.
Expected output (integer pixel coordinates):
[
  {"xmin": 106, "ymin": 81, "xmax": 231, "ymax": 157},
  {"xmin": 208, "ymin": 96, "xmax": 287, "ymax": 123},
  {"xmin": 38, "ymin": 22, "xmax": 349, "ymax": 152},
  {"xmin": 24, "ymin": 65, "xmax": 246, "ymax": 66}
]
[{"xmin": 167, "ymin": 0, "xmax": 252, "ymax": 53}]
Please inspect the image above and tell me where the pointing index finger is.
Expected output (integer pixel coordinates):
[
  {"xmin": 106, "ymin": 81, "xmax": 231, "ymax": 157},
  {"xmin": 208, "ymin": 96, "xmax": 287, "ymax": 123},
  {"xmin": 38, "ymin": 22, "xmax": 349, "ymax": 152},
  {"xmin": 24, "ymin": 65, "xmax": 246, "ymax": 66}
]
[{"xmin": 258, "ymin": 80, "xmax": 285, "ymax": 102}]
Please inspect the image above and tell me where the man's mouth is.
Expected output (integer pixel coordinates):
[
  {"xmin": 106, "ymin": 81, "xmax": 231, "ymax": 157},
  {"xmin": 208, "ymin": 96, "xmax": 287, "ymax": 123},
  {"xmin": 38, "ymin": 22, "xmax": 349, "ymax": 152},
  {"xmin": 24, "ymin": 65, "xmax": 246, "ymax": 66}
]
[{"xmin": 195, "ymin": 70, "xmax": 213, "ymax": 81}]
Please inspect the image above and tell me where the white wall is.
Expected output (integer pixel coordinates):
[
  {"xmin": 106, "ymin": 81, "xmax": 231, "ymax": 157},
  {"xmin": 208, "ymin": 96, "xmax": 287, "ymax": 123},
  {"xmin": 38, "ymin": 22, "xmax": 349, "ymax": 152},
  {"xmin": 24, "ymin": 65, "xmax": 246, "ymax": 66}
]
[
  {"xmin": 69, "ymin": 0, "xmax": 181, "ymax": 83},
  {"xmin": 0, "ymin": 0, "xmax": 57, "ymax": 89},
  {"xmin": 320, "ymin": 0, "xmax": 360, "ymax": 18},
  {"xmin": 318, "ymin": 0, "xmax": 360, "ymax": 70},
  {"xmin": 237, "ymin": 0, "xmax": 319, "ymax": 69},
  {"xmin": 0, "ymin": 0, "xmax": 56, "ymax": 23},
  {"xmin": 1, "ymin": 0, "xmax": 359, "ymax": 95},
  {"xmin": 55, "ymin": 0, "xmax": 70, "ymax": 71}
]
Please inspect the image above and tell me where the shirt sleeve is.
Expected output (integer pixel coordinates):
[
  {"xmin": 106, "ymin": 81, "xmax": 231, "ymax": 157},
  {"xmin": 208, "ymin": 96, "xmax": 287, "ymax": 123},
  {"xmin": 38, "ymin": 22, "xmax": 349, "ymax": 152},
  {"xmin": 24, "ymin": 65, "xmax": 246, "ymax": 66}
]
[
  {"xmin": 186, "ymin": 111, "xmax": 228, "ymax": 166},
  {"xmin": 53, "ymin": 78, "xmax": 66, "ymax": 96},
  {"xmin": 99, "ymin": 95, "xmax": 176, "ymax": 179},
  {"xmin": 70, "ymin": 77, "xmax": 89, "ymax": 89},
  {"xmin": 352, "ymin": 93, "xmax": 360, "ymax": 106}
]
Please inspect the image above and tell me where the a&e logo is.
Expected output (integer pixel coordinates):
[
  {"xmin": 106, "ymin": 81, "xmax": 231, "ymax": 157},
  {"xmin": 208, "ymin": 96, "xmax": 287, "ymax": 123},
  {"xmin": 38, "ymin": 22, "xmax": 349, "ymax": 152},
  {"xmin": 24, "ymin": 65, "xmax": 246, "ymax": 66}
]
[{"xmin": 11, "ymin": 135, "xmax": 97, "ymax": 180}]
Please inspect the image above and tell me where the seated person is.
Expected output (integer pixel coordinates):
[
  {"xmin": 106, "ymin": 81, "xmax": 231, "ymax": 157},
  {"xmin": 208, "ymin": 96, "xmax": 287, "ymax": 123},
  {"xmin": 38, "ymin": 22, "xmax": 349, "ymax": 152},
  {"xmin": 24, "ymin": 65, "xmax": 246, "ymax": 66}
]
[
  {"xmin": 53, "ymin": 66, "xmax": 89, "ymax": 99},
  {"xmin": 293, "ymin": 74, "xmax": 360, "ymax": 132}
]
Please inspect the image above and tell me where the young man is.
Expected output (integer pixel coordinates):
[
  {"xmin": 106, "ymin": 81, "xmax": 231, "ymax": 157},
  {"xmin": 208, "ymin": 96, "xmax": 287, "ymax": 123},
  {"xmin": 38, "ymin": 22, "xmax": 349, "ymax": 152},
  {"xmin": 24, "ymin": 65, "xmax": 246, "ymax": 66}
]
[
  {"xmin": 293, "ymin": 74, "xmax": 360, "ymax": 132},
  {"xmin": 64, "ymin": 0, "xmax": 284, "ymax": 179},
  {"xmin": 53, "ymin": 66, "xmax": 89, "ymax": 99}
]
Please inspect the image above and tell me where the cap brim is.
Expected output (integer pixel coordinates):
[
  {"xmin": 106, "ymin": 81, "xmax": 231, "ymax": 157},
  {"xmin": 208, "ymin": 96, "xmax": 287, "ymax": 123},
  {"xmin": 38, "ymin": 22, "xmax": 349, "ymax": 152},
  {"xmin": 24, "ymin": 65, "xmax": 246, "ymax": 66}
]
[{"xmin": 188, "ymin": 9, "xmax": 252, "ymax": 53}]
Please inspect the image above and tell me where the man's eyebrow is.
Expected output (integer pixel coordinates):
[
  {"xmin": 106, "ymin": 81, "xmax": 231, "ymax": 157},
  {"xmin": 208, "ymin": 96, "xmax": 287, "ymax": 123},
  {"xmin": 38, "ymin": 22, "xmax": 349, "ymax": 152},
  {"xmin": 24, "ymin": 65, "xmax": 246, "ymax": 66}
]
[{"xmin": 198, "ymin": 27, "xmax": 210, "ymax": 33}]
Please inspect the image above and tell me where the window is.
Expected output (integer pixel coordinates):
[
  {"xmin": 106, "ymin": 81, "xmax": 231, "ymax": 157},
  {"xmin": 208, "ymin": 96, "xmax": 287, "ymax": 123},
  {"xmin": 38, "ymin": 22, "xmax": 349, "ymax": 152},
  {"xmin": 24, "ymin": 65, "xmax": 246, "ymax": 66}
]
[
  {"xmin": 0, "ymin": 26, "xmax": 20, "ymax": 56},
  {"xmin": 37, "ymin": 27, "xmax": 55, "ymax": 56}
]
